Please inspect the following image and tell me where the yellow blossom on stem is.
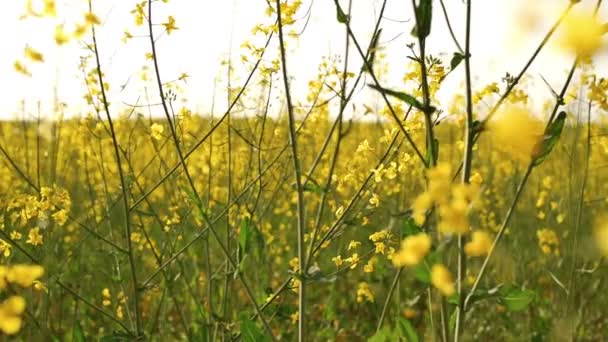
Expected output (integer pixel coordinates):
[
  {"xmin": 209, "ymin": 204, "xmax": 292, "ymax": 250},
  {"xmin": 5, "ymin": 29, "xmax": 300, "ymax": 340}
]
[{"xmin": 162, "ymin": 16, "xmax": 179, "ymax": 34}]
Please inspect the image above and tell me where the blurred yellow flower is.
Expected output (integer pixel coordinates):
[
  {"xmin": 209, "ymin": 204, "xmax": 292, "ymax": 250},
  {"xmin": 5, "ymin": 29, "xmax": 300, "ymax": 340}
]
[
  {"xmin": 84, "ymin": 12, "xmax": 101, "ymax": 26},
  {"xmin": 55, "ymin": 25, "xmax": 70, "ymax": 45},
  {"xmin": 559, "ymin": 12, "xmax": 606, "ymax": 58},
  {"xmin": 0, "ymin": 296, "xmax": 26, "ymax": 335},
  {"xmin": 431, "ymin": 264, "xmax": 455, "ymax": 296},
  {"xmin": 6, "ymin": 264, "xmax": 44, "ymax": 287},
  {"xmin": 13, "ymin": 61, "xmax": 31, "ymax": 77},
  {"xmin": 392, "ymin": 233, "xmax": 431, "ymax": 267},
  {"xmin": 487, "ymin": 106, "xmax": 544, "ymax": 162},
  {"xmin": 537, "ymin": 228, "xmax": 559, "ymax": 256},
  {"xmin": 150, "ymin": 123, "xmax": 164, "ymax": 140},
  {"xmin": 465, "ymin": 230, "xmax": 493, "ymax": 257},
  {"xmin": 356, "ymin": 282, "xmax": 374, "ymax": 303},
  {"xmin": 24, "ymin": 46, "xmax": 44, "ymax": 63}
]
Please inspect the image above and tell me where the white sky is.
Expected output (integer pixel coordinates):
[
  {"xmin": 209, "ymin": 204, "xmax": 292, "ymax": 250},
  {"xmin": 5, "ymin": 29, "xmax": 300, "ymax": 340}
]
[{"xmin": 0, "ymin": 0, "xmax": 606, "ymax": 120}]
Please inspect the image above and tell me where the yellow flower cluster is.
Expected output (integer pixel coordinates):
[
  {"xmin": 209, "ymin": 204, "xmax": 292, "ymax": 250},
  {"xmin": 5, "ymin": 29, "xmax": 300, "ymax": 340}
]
[
  {"xmin": 356, "ymin": 282, "xmax": 374, "ymax": 303},
  {"xmin": 536, "ymin": 228, "xmax": 559, "ymax": 256},
  {"xmin": 412, "ymin": 163, "xmax": 479, "ymax": 235}
]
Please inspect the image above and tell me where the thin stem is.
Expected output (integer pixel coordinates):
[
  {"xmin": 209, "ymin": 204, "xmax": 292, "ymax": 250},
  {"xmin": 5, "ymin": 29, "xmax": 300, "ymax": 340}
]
[
  {"xmin": 275, "ymin": 1, "xmax": 306, "ymax": 340},
  {"xmin": 376, "ymin": 268, "xmax": 403, "ymax": 332},
  {"xmin": 454, "ymin": 0, "xmax": 473, "ymax": 339},
  {"xmin": 89, "ymin": 0, "xmax": 142, "ymax": 335}
]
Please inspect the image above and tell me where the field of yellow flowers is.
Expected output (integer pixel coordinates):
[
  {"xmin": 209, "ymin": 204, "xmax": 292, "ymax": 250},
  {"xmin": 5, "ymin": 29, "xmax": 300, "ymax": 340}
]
[{"xmin": 2, "ymin": 0, "xmax": 608, "ymax": 341}]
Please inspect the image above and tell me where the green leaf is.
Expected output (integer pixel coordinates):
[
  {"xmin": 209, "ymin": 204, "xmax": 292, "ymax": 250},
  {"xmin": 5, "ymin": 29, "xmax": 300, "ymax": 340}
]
[
  {"xmin": 368, "ymin": 84, "xmax": 425, "ymax": 112},
  {"xmin": 412, "ymin": 0, "xmax": 433, "ymax": 39},
  {"xmin": 396, "ymin": 317, "xmax": 420, "ymax": 342},
  {"xmin": 412, "ymin": 263, "xmax": 430, "ymax": 284},
  {"xmin": 241, "ymin": 317, "xmax": 270, "ymax": 342},
  {"xmin": 450, "ymin": 52, "xmax": 465, "ymax": 70},
  {"xmin": 532, "ymin": 111, "xmax": 567, "ymax": 166},
  {"xmin": 401, "ymin": 217, "xmax": 422, "ymax": 237},
  {"xmin": 191, "ymin": 322, "xmax": 210, "ymax": 342},
  {"xmin": 239, "ymin": 218, "xmax": 251, "ymax": 254},
  {"xmin": 73, "ymin": 321, "xmax": 86, "ymax": 342},
  {"xmin": 368, "ymin": 326, "xmax": 395, "ymax": 342},
  {"xmin": 335, "ymin": 0, "xmax": 348, "ymax": 23},
  {"xmin": 500, "ymin": 288, "xmax": 536, "ymax": 312}
]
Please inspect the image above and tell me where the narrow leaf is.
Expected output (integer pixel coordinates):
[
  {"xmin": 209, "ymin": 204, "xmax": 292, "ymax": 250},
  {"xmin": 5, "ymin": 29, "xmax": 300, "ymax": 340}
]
[
  {"xmin": 73, "ymin": 321, "xmax": 86, "ymax": 342},
  {"xmin": 335, "ymin": 0, "xmax": 348, "ymax": 23},
  {"xmin": 450, "ymin": 52, "xmax": 465, "ymax": 70},
  {"xmin": 368, "ymin": 84, "xmax": 425, "ymax": 111},
  {"xmin": 241, "ymin": 318, "xmax": 270, "ymax": 342},
  {"xmin": 396, "ymin": 317, "xmax": 421, "ymax": 342},
  {"xmin": 532, "ymin": 111, "xmax": 567, "ymax": 166},
  {"xmin": 412, "ymin": 0, "xmax": 433, "ymax": 39}
]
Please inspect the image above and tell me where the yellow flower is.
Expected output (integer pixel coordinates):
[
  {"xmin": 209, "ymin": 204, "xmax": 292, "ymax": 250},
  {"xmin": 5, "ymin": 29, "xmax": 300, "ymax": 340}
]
[
  {"xmin": 0, "ymin": 240, "xmax": 11, "ymax": 257},
  {"xmin": 536, "ymin": 228, "xmax": 559, "ymax": 256},
  {"xmin": 26, "ymin": 227, "xmax": 43, "ymax": 246},
  {"xmin": 24, "ymin": 46, "xmax": 44, "ymax": 63},
  {"xmin": 32, "ymin": 280, "xmax": 48, "ymax": 293},
  {"xmin": 14, "ymin": 61, "xmax": 32, "ymax": 77},
  {"xmin": 431, "ymin": 264, "xmax": 455, "ymax": 296},
  {"xmin": 487, "ymin": 106, "xmax": 544, "ymax": 162},
  {"xmin": 73, "ymin": 23, "xmax": 88, "ymax": 39},
  {"xmin": 356, "ymin": 282, "xmax": 374, "ymax": 303},
  {"xmin": 559, "ymin": 12, "xmax": 606, "ymax": 58},
  {"xmin": 150, "ymin": 123, "xmax": 164, "ymax": 140},
  {"xmin": 55, "ymin": 25, "xmax": 70, "ymax": 45},
  {"xmin": 10, "ymin": 231, "xmax": 22, "ymax": 240},
  {"xmin": 0, "ymin": 296, "xmax": 26, "ymax": 335},
  {"xmin": 464, "ymin": 230, "xmax": 493, "ymax": 257},
  {"xmin": 84, "ymin": 12, "xmax": 101, "ymax": 26},
  {"xmin": 392, "ymin": 233, "xmax": 431, "ymax": 267},
  {"xmin": 369, "ymin": 193, "xmax": 380, "ymax": 207},
  {"xmin": 162, "ymin": 16, "xmax": 179, "ymax": 34},
  {"xmin": 6, "ymin": 264, "xmax": 44, "ymax": 287},
  {"xmin": 412, "ymin": 192, "xmax": 432, "ymax": 225},
  {"xmin": 43, "ymin": 0, "xmax": 56, "ymax": 17},
  {"xmin": 347, "ymin": 240, "xmax": 361, "ymax": 250}
]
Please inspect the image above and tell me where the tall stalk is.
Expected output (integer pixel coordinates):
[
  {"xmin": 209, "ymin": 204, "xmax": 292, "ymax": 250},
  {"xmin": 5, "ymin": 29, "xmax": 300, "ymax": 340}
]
[
  {"xmin": 89, "ymin": 0, "xmax": 142, "ymax": 336},
  {"xmin": 275, "ymin": 1, "xmax": 307, "ymax": 340},
  {"xmin": 454, "ymin": 0, "xmax": 473, "ymax": 339}
]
